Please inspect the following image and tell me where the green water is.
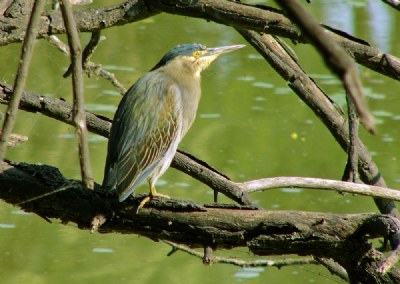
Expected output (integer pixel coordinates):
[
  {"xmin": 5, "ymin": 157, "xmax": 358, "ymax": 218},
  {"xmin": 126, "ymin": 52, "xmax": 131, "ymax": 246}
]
[{"xmin": 1, "ymin": 0, "xmax": 400, "ymax": 283}]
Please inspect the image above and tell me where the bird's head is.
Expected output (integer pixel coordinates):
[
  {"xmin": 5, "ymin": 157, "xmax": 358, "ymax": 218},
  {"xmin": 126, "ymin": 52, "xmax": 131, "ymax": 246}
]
[{"xmin": 151, "ymin": 43, "xmax": 245, "ymax": 76}]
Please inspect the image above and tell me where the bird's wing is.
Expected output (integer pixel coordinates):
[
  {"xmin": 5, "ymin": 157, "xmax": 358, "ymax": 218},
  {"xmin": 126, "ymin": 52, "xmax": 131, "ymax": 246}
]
[{"xmin": 103, "ymin": 73, "xmax": 180, "ymax": 201}]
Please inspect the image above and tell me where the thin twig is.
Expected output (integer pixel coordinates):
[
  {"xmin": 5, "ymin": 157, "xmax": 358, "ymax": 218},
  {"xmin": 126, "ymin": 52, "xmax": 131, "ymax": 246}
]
[
  {"xmin": 343, "ymin": 94, "xmax": 361, "ymax": 183},
  {"xmin": 2, "ymin": 0, "xmax": 400, "ymax": 82},
  {"xmin": 64, "ymin": 30, "xmax": 103, "ymax": 78},
  {"xmin": 45, "ymin": 34, "xmax": 70, "ymax": 54},
  {"xmin": 163, "ymin": 241, "xmax": 318, "ymax": 267},
  {"xmin": 237, "ymin": 30, "xmax": 399, "ymax": 218},
  {"xmin": 84, "ymin": 62, "xmax": 127, "ymax": 94},
  {"xmin": 275, "ymin": 0, "xmax": 375, "ymax": 133},
  {"xmin": 0, "ymin": 0, "xmax": 46, "ymax": 163},
  {"xmin": 315, "ymin": 257, "xmax": 349, "ymax": 282},
  {"xmin": 240, "ymin": 176, "xmax": 400, "ymax": 201},
  {"xmin": 59, "ymin": 0, "xmax": 94, "ymax": 189},
  {"xmin": 45, "ymin": 34, "xmax": 127, "ymax": 95},
  {"xmin": 82, "ymin": 31, "xmax": 101, "ymax": 68},
  {"xmin": 3, "ymin": 86, "xmax": 400, "ymax": 206}
]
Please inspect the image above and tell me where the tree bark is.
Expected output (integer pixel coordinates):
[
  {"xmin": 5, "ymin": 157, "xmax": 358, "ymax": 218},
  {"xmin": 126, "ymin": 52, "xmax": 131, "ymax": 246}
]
[
  {"xmin": 1, "ymin": 0, "xmax": 399, "ymax": 80},
  {"xmin": 1, "ymin": 160, "xmax": 400, "ymax": 283}
]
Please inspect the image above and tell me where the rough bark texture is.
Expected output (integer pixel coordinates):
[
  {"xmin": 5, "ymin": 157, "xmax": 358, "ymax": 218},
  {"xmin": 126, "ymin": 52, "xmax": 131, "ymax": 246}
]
[
  {"xmin": 0, "ymin": 83, "xmax": 255, "ymax": 206},
  {"xmin": 237, "ymin": 31, "xmax": 399, "ymax": 222},
  {"xmin": 1, "ymin": 1, "xmax": 400, "ymax": 282},
  {"xmin": 1, "ymin": 160, "xmax": 400, "ymax": 283},
  {"xmin": 1, "ymin": 0, "xmax": 399, "ymax": 80}
]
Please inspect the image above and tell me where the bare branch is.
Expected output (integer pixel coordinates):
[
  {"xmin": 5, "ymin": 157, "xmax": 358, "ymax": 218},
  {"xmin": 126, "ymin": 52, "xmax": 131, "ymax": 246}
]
[
  {"xmin": 1, "ymin": 1, "xmax": 399, "ymax": 81},
  {"xmin": 275, "ymin": 0, "xmax": 374, "ymax": 133},
  {"xmin": 63, "ymin": 30, "xmax": 103, "ymax": 78},
  {"xmin": 2, "ymin": 84, "xmax": 400, "ymax": 207},
  {"xmin": 0, "ymin": 0, "xmax": 46, "ymax": 163},
  {"xmin": 1, "ymin": 160, "xmax": 400, "ymax": 283},
  {"xmin": 163, "ymin": 240, "xmax": 318, "ymax": 268},
  {"xmin": 241, "ymin": 176, "xmax": 400, "ymax": 201},
  {"xmin": 237, "ymin": 30, "xmax": 399, "ymax": 219},
  {"xmin": 343, "ymin": 95, "xmax": 361, "ymax": 183},
  {"xmin": 59, "ymin": 0, "xmax": 94, "ymax": 189},
  {"xmin": 45, "ymin": 34, "xmax": 127, "ymax": 95},
  {"xmin": 147, "ymin": 0, "xmax": 400, "ymax": 81},
  {"xmin": 0, "ymin": 84, "xmax": 254, "ymax": 206},
  {"xmin": 84, "ymin": 61, "xmax": 127, "ymax": 95},
  {"xmin": 45, "ymin": 34, "xmax": 70, "ymax": 54},
  {"xmin": 315, "ymin": 257, "xmax": 349, "ymax": 282}
]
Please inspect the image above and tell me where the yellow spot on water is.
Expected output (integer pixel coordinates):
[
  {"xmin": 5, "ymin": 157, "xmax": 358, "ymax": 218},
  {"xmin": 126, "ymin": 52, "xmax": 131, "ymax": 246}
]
[{"xmin": 291, "ymin": 132, "xmax": 298, "ymax": 140}]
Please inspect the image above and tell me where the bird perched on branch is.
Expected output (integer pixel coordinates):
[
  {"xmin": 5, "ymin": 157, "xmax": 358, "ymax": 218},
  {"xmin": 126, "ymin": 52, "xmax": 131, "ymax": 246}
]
[{"xmin": 103, "ymin": 43, "xmax": 244, "ymax": 210}]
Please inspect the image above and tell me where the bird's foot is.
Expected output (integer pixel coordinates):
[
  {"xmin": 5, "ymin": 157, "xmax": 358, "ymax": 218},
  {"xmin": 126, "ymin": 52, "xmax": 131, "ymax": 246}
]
[
  {"xmin": 136, "ymin": 193, "xmax": 170, "ymax": 213},
  {"xmin": 154, "ymin": 193, "xmax": 170, "ymax": 199}
]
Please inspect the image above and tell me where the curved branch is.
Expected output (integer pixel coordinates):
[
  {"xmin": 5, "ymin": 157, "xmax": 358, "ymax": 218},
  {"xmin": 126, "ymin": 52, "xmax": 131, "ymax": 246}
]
[
  {"xmin": 0, "ymin": 83, "xmax": 254, "ymax": 206},
  {"xmin": 276, "ymin": 0, "xmax": 374, "ymax": 132},
  {"xmin": 237, "ymin": 30, "xmax": 399, "ymax": 219},
  {"xmin": 2, "ymin": 83, "xmax": 400, "ymax": 207},
  {"xmin": 0, "ymin": 0, "xmax": 157, "ymax": 45},
  {"xmin": 163, "ymin": 240, "xmax": 318, "ymax": 268},
  {"xmin": 1, "ymin": 0, "xmax": 399, "ymax": 80},
  {"xmin": 147, "ymin": 0, "xmax": 400, "ymax": 81},
  {"xmin": 1, "ymin": 160, "xmax": 400, "ymax": 283},
  {"xmin": 240, "ymin": 176, "xmax": 400, "ymax": 201}
]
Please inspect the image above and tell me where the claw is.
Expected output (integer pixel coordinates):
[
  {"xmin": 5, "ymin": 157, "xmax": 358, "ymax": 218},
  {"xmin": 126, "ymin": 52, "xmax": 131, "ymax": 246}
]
[
  {"xmin": 137, "ymin": 196, "xmax": 151, "ymax": 212},
  {"xmin": 136, "ymin": 191, "xmax": 170, "ymax": 213}
]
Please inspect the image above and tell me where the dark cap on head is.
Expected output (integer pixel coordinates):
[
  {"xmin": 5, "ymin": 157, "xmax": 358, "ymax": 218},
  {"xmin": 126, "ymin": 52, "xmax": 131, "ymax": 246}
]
[{"xmin": 151, "ymin": 44, "xmax": 206, "ymax": 71}]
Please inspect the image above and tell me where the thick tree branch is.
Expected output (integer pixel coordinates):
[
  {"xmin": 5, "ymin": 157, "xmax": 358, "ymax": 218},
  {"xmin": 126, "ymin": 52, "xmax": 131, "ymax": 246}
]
[
  {"xmin": 0, "ymin": 0, "xmax": 158, "ymax": 46},
  {"xmin": 1, "ymin": 0, "xmax": 399, "ymax": 81},
  {"xmin": 237, "ymin": 30, "xmax": 399, "ymax": 220},
  {"xmin": 147, "ymin": 0, "xmax": 400, "ymax": 81},
  {"xmin": 2, "ymin": 83, "xmax": 400, "ymax": 207},
  {"xmin": 0, "ymin": 160, "xmax": 400, "ymax": 283},
  {"xmin": 0, "ymin": 83, "xmax": 255, "ymax": 206},
  {"xmin": 275, "ymin": 0, "xmax": 374, "ymax": 133}
]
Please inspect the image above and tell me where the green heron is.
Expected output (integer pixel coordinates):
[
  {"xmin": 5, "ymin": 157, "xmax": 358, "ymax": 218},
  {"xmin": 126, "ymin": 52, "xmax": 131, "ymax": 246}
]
[{"xmin": 103, "ymin": 43, "xmax": 244, "ymax": 209}]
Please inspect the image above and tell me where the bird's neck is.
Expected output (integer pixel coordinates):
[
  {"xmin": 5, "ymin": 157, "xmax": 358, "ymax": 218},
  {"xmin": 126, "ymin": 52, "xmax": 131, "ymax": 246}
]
[{"xmin": 158, "ymin": 61, "xmax": 202, "ymax": 136}]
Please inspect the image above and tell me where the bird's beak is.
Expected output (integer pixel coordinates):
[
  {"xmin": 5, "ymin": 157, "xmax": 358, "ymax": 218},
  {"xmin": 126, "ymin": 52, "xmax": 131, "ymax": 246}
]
[{"xmin": 201, "ymin": 44, "xmax": 245, "ymax": 58}]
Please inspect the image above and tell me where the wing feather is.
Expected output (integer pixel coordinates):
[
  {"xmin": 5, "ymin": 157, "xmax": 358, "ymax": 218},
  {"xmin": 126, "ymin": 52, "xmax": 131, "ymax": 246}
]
[{"xmin": 103, "ymin": 72, "xmax": 180, "ymax": 201}]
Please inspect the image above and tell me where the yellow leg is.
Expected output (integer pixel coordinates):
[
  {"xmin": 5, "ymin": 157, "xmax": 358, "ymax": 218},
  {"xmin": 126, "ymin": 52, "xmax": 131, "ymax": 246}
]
[
  {"xmin": 150, "ymin": 184, "xmax": 170, "ymax": 199},
  {"xmin": 137, "ymin": 182, "xmax": 170, "ymax": 213}
]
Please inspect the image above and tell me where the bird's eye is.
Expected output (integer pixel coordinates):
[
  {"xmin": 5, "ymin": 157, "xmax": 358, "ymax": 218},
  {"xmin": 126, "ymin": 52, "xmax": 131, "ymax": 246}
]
[{"xmin": 193, "ymin": 51, "xmax": 200, "ymax": 58}]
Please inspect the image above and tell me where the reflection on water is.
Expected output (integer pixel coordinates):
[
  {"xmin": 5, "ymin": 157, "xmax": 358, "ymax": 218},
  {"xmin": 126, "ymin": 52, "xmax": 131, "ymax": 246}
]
[
  {"xmin": 1, "ymin": 1, "xmax": 400, "ymax": 283},
  {"xmin": 234, "ymin": 267, "xmax": 265, "ymax": 279},
  {"xmin": 92, "ymin": 248, "xmax": 114, "ymax": 253},
  {"xmin": 0, "ymin": 223, "xmax": 16, "ymax": 229},
  {"xmin": 321, "ymin": 0, "xmax": 395, "ymax": 51},
  {"xmin": 251, "ymin": 82, "xmax": 274, "ymax": 89},
  {"xmin": 102, "ymin": 65, "xmax": 136, "ymax": 72},
  {"xmin": 198, "ymin": 113, "xmax": 222, "ymax": 119},
  {"xmin": 367, "ymin": 0, "xmax": 394, "ymax": 51}
]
